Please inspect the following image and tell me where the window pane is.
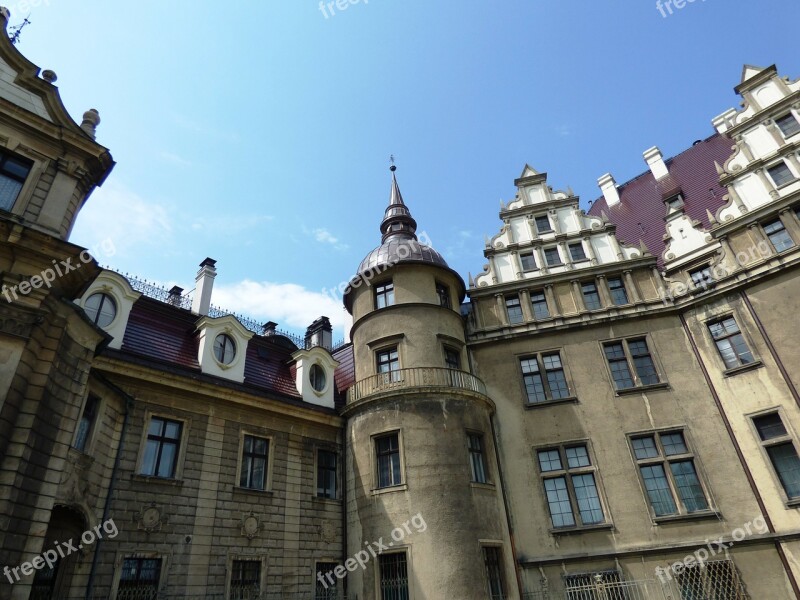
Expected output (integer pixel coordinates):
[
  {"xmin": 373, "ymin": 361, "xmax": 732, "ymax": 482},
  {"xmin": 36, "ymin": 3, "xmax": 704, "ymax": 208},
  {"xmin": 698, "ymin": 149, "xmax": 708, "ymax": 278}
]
[
  {"xmin": 531, "ymin": 291, "xmax": 550, "ymax": 320},
  {"xmin": 565, "ymin": 445, "xmax": 590, "ymax": 468},
  {"xmin": 379, "ymin": 553, "xmax": 409, "ymax": 600},
  {"xmin": 535, "ymin": 215, "xmax": 552, "ymax": 233},
  {"xmin": 608, "ymin": 278, "xmax": 628, "ymax": 305},
  {"xmin": 470, "ymin": 435, "xmax": 488, "ymax": 484},
  {"xmin": 505, "ymin": 296, "xmax": 523, "ymax": 324},
  {"xmin": 767, "ymin": 443, "xmax": 800, "ymax": 498},
  {"xmin": 632, "ymin": 436, "xmax": 659, "ymax": 459},
  {"xmin": 670, "ymin": 460, "xmax": 708, "ymax": 512},
  {"xmin": 546, "ymin": 369, "xmax": 570, "ymax": 399},
  {"xmin": 157, "ymin": 442, "xmax": 177, "ymax": 478},
  {"xmin": 0, "ymin": 176, "xmax": 23, "ymax": 211},
  {"xmin": 538, "ymin": 449, "xmax": 562, "ymax": 472},
  {"xmin": 316, "ymin": 563, "xmax": 339, "ymax": 600},
  {"xmin": 777, "ymin": 113, "xmax": 800, "ymax": 137},
  {"xmin": 764, "ymin": 219, "xmax": 795, "ymax": 252},
  {"xmin": 661, "ymin": 432, "xmax": 688, "ymax": 456},
  {"xmin": 769, "ymin": 163, "xmax": 795, "ymax": 187},
  {"xmin": 483, "ymin": 547, "xmax": 505, "ymax": 599},
  {"xmin": 141, "ymin": 440, "xmax": 159, "ymax": 476},
  {"xmin": 640, "ymin": 464, "xmax": 678, "ymax": 516},
  {"xmin": 544, "ymin": 477, "xmax": 575, "ymax": 527},
  {"xmin": 520, "ymin": 252, "xmax": 537, "ymax": 272},
  {"xmin": 754, "ymin": 413, "xmax": 788, "ymax": 441},
  {"xmin": 569, "ymin": 243, "xmax": 587, "ymax": 261},
  {"xmin": 608, "ymin": 356, "xmax": 634, "ymax": 389},
  {"xmin": 544, "ymin": 247, "xmax": 561, "ymax": 266},
  {"xmin": 582, "ymin": 283, "xmax": 601, "ymax": 311},
  {"xmin": 572, "ymin": 473, "xmax": 604, "ymax": 525}
]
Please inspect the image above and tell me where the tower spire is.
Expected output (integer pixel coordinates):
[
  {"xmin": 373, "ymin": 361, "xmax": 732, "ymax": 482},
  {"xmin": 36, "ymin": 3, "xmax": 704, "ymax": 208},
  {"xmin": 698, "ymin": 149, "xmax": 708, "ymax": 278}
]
[{"xmin": 380, "ymin": 160, "xmax": 418, "ymax": 243}]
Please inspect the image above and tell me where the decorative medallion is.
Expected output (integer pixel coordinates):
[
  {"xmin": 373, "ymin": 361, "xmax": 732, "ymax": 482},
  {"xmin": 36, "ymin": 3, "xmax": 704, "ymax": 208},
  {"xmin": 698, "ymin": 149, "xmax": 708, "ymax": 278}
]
[
  {"xmin": 135, "ymin": 503, "xmax": 162, "ymax": 533},
  {"xmin": 242, "ymin": 513, "xmax": 260, "ymax": 539}
]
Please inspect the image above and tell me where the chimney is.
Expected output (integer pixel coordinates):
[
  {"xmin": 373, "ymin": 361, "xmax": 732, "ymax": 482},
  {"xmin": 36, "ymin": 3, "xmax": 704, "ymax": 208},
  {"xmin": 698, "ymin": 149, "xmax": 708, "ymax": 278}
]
[
  {"xmin": 305, "ymin": 316, "xmax": 333, "ymax": 350},
  {"xmin": 191, "ymin": 258, "xmax": 217, "ymax": 316},
  {"xmin": 168, "ymin": 285, "xmax": 184, "ymax": 307},
  {"xmin": 643, "ymin": 146, "xmax": 669, "ymax": 180},
  {"xmin": 598, "ymin": 173, "xmax": 620, "ymax": 207},
  {"xmin": 262, "ymin": 321, "xmax": 278, "ymax": 336}
]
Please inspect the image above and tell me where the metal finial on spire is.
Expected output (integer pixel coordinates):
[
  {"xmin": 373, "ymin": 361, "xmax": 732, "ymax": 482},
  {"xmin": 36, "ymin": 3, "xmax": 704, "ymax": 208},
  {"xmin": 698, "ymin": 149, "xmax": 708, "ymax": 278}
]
[
  {"xmin": 9, "ymin": 14, "xmax": 30, "ymax": 45},
  {"xmin": 390, "ymin": 154, "xmax": 396, "ymax": 172}
]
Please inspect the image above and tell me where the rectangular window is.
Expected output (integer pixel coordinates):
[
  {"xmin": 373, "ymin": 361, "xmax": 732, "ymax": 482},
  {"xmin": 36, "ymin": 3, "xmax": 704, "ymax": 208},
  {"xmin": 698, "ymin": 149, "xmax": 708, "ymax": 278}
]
[
  {"xmin": 118, "ymin": 558, "xmax": 161, "ymax": 600},
  {"xmin": 568, "ymin": 242, "xmax": 587, "ymax": 262},
  {"xmin": 603, "ymin": 338, "xmax": 660, "ymax": 390},
  {"xmin": 376, "ymin": 432, "xmax": 402, "ymax": 488},
  {"xmin": 520, "ymin": 251, "xmax": 537, "ymax": 272},
  {"xmin": 776, "ymin": 113, "xmax": 800, "ymax": 138},
  {"xmin": 315, "ymin": 562, "xmax": 339, "ymax": 600},
  {"xmin": 240, "ymin": 435, "xmax": 269, "ymax": 490},
  {"xmin": 768, "ymin": 162, "xmax": 796, "ymax": 187},
  {"xmin": 444, "ymin": 346, "xmax": 461, "ymax": 370},
  {"xmin": 537, "ymin": 443, "xmax": 605, "ymax": 528},
  {"xmin": 436, "ymin": 282, "xmax": 451, "ymax": 309},
  {"xmin": 317, "ymin": 450, "xmax": 337, "ymax": 499},
  {"xmin": 535, "ymin": 215, "xmax": 552, "ymax": 233},
  {"xmin": 708, "ymin": 317, "xmax": 755, "ymax": 370},
  {"xmin": 520, "ymin": 352, "xmax": 570, "ymax": 405},
  {"xmin": 676, "ymin": 559, "xmax": 747, "ymax": 600},
  {"xmin": 74, "ymin": 395, "xmax": 99, "ymax": 452},
  {"xmin": 689, "ymin": 265, "xmax": 714, "ymax": 289},
  {"xmin": 0, "ymin": 152, "xmax": 31, "ymax": 212},
  {"xmin": 544, "ymin": 247, "xmax": 562, "ymax": 266},
  {"xmin": 763, "ymin": 218, "xmax": 795, "ymax": 252},
  {"xmin": 753, "ymin": 413, "xmax": 800, "ymax": 499},
  {"xmin": 530, "ymin": 290, "xmax": 550, "ymax": 320},
  {"xmin": 581, "ymin": 282, "xmax": 602, "ymax": 311},
  {"xmin": 377, "ymin": 347, "xmax": 400, "ymax": 382},
  {"xmin": 379, "ymin": 552, "xmax": 409, "ymax": 600},
  {"xmin": 375, "ymin": 281, "xmax": 395, "ymax": 309},
  {"xmin": 564, "ymin": 571, "xmax": 622, "ymax": 595},
  {"xmin": 608, "ymin": 277, "xmax": 629, "ymax": 306},
  {"xmin": 631, "ymin": 431, "xmax": 709, "ymax": 517},
  {"xmin": 505, "ymin": 295, "xmax": 523, "ymax": 324},
  {"xmin": 230, "ymin": 560, "xmax": 261, "ymax": 600},
  {"xmin": 483, "ymin": 546, "xmax": 506, "ymax": 600},
  {"xmin": 141, "ymin": 417, "xmax": 182, "ymax": 478},
  {"xmin": 468, "ymin": 433, "xmax": 488, "ymax": 484}
]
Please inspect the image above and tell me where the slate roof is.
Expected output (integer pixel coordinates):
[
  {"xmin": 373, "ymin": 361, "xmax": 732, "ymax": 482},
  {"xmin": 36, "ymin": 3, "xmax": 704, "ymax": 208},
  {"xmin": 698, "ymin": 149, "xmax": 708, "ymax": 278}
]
[{"xmin": 587, "ymin": 133, "xmax": 734, "ymax": 266}]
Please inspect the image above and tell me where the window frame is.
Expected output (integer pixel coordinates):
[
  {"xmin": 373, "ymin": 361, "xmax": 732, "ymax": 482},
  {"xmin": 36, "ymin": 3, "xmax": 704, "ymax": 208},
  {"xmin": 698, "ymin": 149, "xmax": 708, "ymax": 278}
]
[
  {"xmin": 73, "ymin": 393, "xmax": 101, "ymax": 453},
  {"xmin": 607, "ymin": 276, "xmax": 629, "ymax": 306},
  {"xmin": 543, "ymin": 246, "xmax": 562, "ymax": 267},
  {"xmin": 374, "ymin": 280, "xmax": 396, "ymax": 309},
  {"xmin": 776, "ymin": 112, "xmax": 800, "ymax": 139},
  {"xmin": 767, "ymin": 160, "xmax": 797, "ymax": 189},
  {"xmin": 467, "ymin": 431, "xmax": 491, "ymax": 485},
  {"xmin": 443, "ymin": 345, "xmax": 462, "ymax": 370},
  {"xmin": 535, "ymin": 214, "xmax": 553, "ymax": 234},
  {"xmin": 372, "ymin": 430, "xmax": 405, "ymax": 491},
  {"xmin": 84, "ymin": 291, "xmax": 118, "ymax": 329},
  {"xmin": 238, "ymin": 432, "xmax": 272, "ymax": 492},
  {"xmin": 229, "ymin": 558, "xmax": 262, "ymax": 599},
  {"xmin": 504, "ymin": 294, "xmax": 524, "ymax": 325},
  {"xmin": 601, "ymin": 336, "xmax": 664, "ymax": 392},
  {"xmin": 377, "ymin": 550, "xmax": 411, "ymax": 600},
  {"xmin": 689, "ymin": 264, "xmax": 715, "ymax": 290},
  {"xmin": 375, "ymin": 345, "xmax": 401, "ymax": 382},
  {"xmin": 529, "ymin": 289, "xmax": 550, "ymax": 321},
  {"xmin": 581, "ymin": 280, "xmax": 602, "ymax": 311},
  {"xmin": 114, "ymin": 555, "xmax": 164, "ymax": 600},
  {"xmin": 627, "ymin": 429, "xmax": 713, "ymax": 520},
  {"xmin": 481, "ymin": 545, "xmax": 507, "ymax": 600},
  {"xmin": 519, "ymin": 251, "xmax": 538, "ymax": 273},
  {"xmin": 750, "ymin": 410, "xmax": 800, "ymax": 503},
  {"xmin": 568, "ymin": 242, "xmax": 588, "ymax": 263},
  {"xmin": 137, "ymin": 414, "xmax": 186, "ymax": 480},
  {"xmin": 518, "ymin": 350, "xmax": 574, "ymax": 406},
  {"xmin": 213, "ymin": 333, "xmax": 237, "ymax": 366},
  {"xmin": 435, "ymin": 281, "xmax": 452, "ymax": 309},
  {"xmin": 0, "ymin": 150, "xmax": 33, "ymax": 213},
  {"xmin": 534, "ymin": 441, "xmax": 609, "ymax": 530},
  {"xmin": 706, "ymin": 314, "xmax": 757, "ymax": 372},
  {"xmin": 314, "ymin": 560, "xmax": 341, "ymax": 600},
  {"xmin": 762, "ymin": 217, "xmax": 796, "ymax": 253},
  {"xmin": 315, "ymin": 448, "xmax": 339, "ymax": 500}
]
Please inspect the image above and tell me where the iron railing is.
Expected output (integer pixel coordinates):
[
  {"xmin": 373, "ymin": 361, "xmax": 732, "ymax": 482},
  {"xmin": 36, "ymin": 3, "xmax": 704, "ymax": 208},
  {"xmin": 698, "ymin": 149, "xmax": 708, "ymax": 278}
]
[{"xmin": 348, "ymin": 367, "xmax": 487, "ymax": 402}]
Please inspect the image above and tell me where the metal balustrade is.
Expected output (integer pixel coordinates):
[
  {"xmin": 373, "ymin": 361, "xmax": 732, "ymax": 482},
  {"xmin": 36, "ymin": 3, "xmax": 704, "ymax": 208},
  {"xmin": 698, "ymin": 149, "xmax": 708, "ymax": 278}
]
[{"xmin": 348, "ymin": 367, "xmax": 488, "ymax": 402}]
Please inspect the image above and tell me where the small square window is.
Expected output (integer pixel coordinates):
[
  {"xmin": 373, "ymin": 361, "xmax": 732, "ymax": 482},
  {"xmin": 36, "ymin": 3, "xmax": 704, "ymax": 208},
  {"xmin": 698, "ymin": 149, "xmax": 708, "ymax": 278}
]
[
  {"xmin": 776, "ymin": 113, "xmax": 800, "ymax": 138},
  {"xmin": 505, "ymin": 295, "xmax": 523, "ymax": 324},
  {"xmin": 763, "ymin": 219, "xmax": 795, "ymax": 252},
  {"xmin": 444, "ymin": 346, "xmax": 461, "ymax": 370},
  {"xmin": 568, "ymin": 243, "xmax": 587, "ymax": 262},
  {"xmin": 768, "ymin": 162, "xmax": 796, "ymax": 188},
  {"xmin": 544, "ymin": 247, "xmax": 562, "ymax": 266},
  {"xmin": 535, "ymin": 215, "xmax": 553, "ymax": 233},
  {"xmin": 520, "ymin": 251, "xmax": 537, "ymax": 272},
  {"xmin": 530, "ymin": 290, "xmax": 550, "ymax": 320},
  {"xmin": 608, "ymin": 277, "xmax": 629, "ymax": 306},
  {"xmin": 582, "ymin": 282, "xmax": 602, "ymax": 311},
  {"xmin": 689, "ymin": 265, "xmax": 714, "ymax": 289},
  {"xmin": 665, "ymin": 194, "xmax": 685, "ymax": 211}
]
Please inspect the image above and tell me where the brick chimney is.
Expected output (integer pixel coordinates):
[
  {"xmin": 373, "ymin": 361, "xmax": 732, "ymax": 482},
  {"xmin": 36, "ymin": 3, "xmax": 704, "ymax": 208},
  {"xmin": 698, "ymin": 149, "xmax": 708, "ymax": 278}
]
[
  {"xmin": 191, "ymin": 258, "xmax": 217, "ymax": 316},
  {"xmin": 305, "ymin": 316, "xmax": 332, "ymax": 350}
]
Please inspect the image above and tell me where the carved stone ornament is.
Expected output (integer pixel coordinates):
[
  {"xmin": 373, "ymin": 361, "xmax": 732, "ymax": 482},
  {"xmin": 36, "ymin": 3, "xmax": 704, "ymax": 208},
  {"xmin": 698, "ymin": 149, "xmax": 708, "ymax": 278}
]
[
  {"xmin": 135, "ymin": 503, "xmax": 163, "ymax": 533},
  {"xmin": 242, "ymin": 513, "xmax": 260, "ymax": 540}
]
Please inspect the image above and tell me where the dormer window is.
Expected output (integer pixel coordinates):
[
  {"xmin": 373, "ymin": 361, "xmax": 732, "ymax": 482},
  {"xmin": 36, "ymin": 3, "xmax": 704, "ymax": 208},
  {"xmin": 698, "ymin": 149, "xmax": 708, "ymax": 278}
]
[
  {"xmin": 84, "ymin": 292, "xmax": 117, "ymax": 328},
  {"xmin": 0, "ymin": 151, "xmax": 32, "ymax": 211},
  {"xmin": 213, "ymin": 333, "xmax": 236, "ymax": 365},
  {"xmin": 309, "ymin": 363, "xmax": 326, "ymax": 392},
  {"xmin": 776, "ymin": 113, "xmax": 800, "ymax": 139},
  {"xmin": 665, "ymin": 194, "xmax": 685, "ymax": 211}
]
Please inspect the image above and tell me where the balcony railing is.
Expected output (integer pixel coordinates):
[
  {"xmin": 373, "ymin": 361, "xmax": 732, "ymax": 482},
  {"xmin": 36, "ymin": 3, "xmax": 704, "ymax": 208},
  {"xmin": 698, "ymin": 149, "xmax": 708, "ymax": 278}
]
[{"xmin": 348, "ymin": 367, "xmax": 487, "ymax": 403}]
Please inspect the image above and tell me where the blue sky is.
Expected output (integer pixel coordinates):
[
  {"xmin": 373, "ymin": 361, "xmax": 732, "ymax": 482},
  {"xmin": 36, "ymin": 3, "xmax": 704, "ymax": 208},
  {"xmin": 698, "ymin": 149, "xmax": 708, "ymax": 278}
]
[{"xmin": 13, "ymin": 0, "xmax": 798, "ymax": 338}]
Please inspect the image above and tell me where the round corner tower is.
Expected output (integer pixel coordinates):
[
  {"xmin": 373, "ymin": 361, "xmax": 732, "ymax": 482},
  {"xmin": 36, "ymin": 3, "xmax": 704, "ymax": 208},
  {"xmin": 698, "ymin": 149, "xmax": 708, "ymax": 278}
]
[{"xmin": 342, "ymin": 166, "xmax": 518, "ymax": 599}]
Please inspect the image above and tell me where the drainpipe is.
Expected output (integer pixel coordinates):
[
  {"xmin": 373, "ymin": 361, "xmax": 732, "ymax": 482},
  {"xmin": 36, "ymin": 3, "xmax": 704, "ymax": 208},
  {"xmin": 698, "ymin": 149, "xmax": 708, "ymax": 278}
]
[
  {"xmin": 85, "ymin": 381, "xmax": 133, "ymax": 600},
  {"xmin": 341, "ymin": 419, "xmax": 349, "ymax": 599}
]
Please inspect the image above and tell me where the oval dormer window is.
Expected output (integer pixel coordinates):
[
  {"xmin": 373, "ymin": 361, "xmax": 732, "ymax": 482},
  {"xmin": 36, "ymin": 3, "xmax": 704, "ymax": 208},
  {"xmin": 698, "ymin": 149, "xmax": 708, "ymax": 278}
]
[
  {"xmin": 309, "ymin": 363, "xmax": 326, "ymax": 392},
  {"xmin": 213, "ymin": 333, "xmax": 236, "ymax": 365},
  {"xmin": 84, "ymin": 292, "xmax": 117, "ymax": 328}
]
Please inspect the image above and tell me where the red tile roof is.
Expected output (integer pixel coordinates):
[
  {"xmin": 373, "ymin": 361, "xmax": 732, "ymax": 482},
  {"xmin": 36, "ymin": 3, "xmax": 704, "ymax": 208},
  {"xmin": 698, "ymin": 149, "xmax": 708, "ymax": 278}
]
[
  {"xmin": 588, "ymin": 133, "xmax": 733, "ymax": 266},
  {"xmin": 333, "ymin": 343, "xmax": 355, "ymax": 411}
]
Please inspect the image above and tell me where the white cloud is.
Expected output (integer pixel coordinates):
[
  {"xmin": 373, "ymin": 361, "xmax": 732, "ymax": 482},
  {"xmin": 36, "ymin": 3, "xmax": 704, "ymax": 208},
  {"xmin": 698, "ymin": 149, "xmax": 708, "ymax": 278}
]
[
  {"xmin": 312, "ymin": 227, "xmax": 349, "ymax": 250},
  {"xmin": 212, "ymin": 279, "xmax": 348, "ymax": 336}
]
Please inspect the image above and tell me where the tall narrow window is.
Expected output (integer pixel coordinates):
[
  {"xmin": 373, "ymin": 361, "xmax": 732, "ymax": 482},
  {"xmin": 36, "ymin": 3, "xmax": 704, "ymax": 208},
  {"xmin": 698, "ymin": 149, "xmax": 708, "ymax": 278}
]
[
  {"xmin": 315, "ymin": 562, "xmax": 339, "ymax": 600},
  {"xmin": 520, "ymin": 352, "xmax": 571, "ymax": 404},
  {"xmin": 230, "ymin": 560, "xmax": 261, "ymax": 600},
  {"xmin": 608, "ymin": 277, "xmax": 629, "ymax": 306},
  {"xmin": 753, "ymin": 413, "xmax": 800, "ymax": 499},
  {"xmin": 379, "ymin": 553, "xmax": 409, "ymax": 600},
  {"xmin": 118, "ymin": 558, "xmax": 161, "ymax": 600},
  {"xmin": 763, "ymin": 218, "xmax": 795, "ymax": 252},
  {"xmin": 768, "ymin": 162, "xmax": 796, "ymax": 187},
  {"xmin": 568, "ymin": 242, "xmax": 587, "ymax": 262},
  {"xmin": 444, "ymin": 347, "xmax": 461, "ymax": 370},
  {"xmin": 141, "ymin": 417, "xmax": 182, "ymax": 478},
  {"xmin": 544, "ymin": 247, "xmax": 562, "ymax": 266},
  {"xmin": 537, "ymin": 444, "xmax": 605, "ymax": 528},
  {"xmin": 535, "ymin": 215, "xmax": 552, "ymax": 233},
  {"xmin": 505, "ymin": 295, "xmax": 523, "ymax": 324},
  {"xmin": 375, "ymin": 281, "xmax": 395, "ymax": 309},
  {"xmin": 483, "ymin": 546, "xmax": 506, "ymax": 600},
  {"xmin": 631, "ymin": 431, "xmax": 709, "ymax": 517},
  {"xmin": 530, "ymin": 290, "xmax": 550, "ymax": 320},
  {"xmin": 376, "ymin": 432, "xmax": 402, "ymax": 488},
  {"xmin": 581, "ymin": 282, "xmax": 602, "ymax": 311},
  {"xmin": 240, "ymin": 435, "xmax": 269, "ymax": 490},
  {"xmin": 520, "ymin": 251, "xmax": 537, "ymax": 272},
  {"xmin": 436, "ymin": 282, "xmax": 451, "ymax": 309},
  {"xmin": 776, "ymin": 113, "xmax": 800, "ymax": 138},
  {"xmin": 317, "ymin": 450, "xmax": 338, "ymax": 499},
  {"xmin": 0, "ymin": 151, "xmax": 31, "ymax": 211},
  {"xmin": 468, "ymin": 433, "xmax": 488, "ymax": 484},
  {"xmin": 377, "ymin": 347, "xmax": 400, "ymax": 382},
  {"xmin": 708, "ymin": 317, "xmax": 755, "ymax": 370},
  {"xmin": 74, "ymin": 395, "xmax": 99, "ymax": 452},
  {"xmin": 603, "ymin": 338, "xmax": 660, "ymax": 390}
]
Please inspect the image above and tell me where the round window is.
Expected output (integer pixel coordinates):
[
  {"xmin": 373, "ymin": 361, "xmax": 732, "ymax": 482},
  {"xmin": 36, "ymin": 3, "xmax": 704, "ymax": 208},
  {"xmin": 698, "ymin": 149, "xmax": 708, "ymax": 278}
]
[
  {"xmin": 84, "ymin": 292, "xmax": 117, "ymax": 328},
  {"xmin": 213, "ymin": 333, "xmax": 236, "ymax": 365},
  {"xmin": 309, "ymin": 364, "xmax": 326, "ymax": 392}
]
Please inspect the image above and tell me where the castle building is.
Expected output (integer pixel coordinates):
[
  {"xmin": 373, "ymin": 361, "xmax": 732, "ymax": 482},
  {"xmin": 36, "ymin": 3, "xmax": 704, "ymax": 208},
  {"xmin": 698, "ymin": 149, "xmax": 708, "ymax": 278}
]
[{"xmin": 1, "ymin": 6, "xmax": 800, "ymax": 600}]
